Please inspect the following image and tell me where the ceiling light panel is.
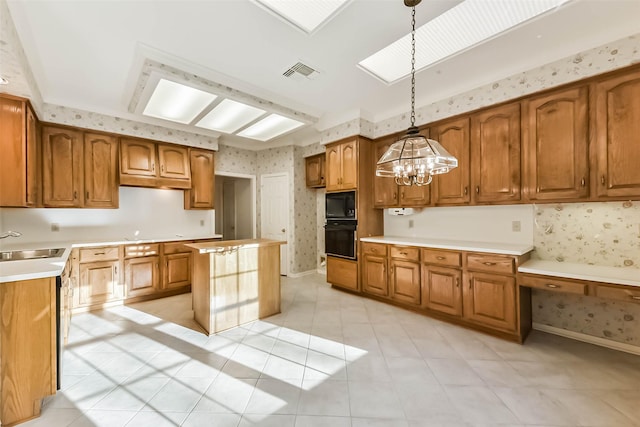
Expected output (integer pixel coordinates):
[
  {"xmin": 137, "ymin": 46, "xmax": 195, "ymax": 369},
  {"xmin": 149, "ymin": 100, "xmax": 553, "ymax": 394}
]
[
  {"xmin": 143, "ymin": 78, "xmax": 217, "ymax": 124},
  {"xmin": 254, "ymin": 0, "xmax": 349, "ymax": 33},
  {"xmin": 237, "ymin": 114, "xmax": 304, "ymax": 141},
  {"xmin": 196, "ymin": 99, "xmax": 266, "ymax": 133},
  {"xmin": 359, "ymin": 0, "xmax": 571, "ymax": 84}
]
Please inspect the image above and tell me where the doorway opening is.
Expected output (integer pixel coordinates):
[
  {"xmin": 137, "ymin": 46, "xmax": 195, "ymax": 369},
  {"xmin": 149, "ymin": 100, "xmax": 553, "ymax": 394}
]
[{"xmin": 215, "ymin": 172, "xmax": 256, "ymax": 240}]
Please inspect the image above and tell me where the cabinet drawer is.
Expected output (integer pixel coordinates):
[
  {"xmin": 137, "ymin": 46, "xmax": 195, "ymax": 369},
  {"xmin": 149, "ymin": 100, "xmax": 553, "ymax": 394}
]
[
  {"xmin": 466, "ymin": 253, "xmax": 514, "ymax": 274},
  {"xmin": 518, "ymin": 274, "xmax": 588, "ymax": 295},
  {"xmin": 390, "ymin": 246, "xmax": 419, "ymax": 261},
  {"xmin": 79, "ymin": 246, "xmax": 119, "ymax": 263},
  {"xmin": 422, "ymin": 249, "xmax": 461, "ymax": 267},
  {"xmin": 362, "ymin": 242, "xmax": 387, "ymax": 256},
  {"xmin": 124, "ymin": 243, "xmax": 160, "ymax": 258},
  {"xmin": 595, "ymin": 285, "xmax": 640, "ymax": 304},
  {"xmin": 163, "ymin": 241, "xmax": 192, "ymax": 255}
]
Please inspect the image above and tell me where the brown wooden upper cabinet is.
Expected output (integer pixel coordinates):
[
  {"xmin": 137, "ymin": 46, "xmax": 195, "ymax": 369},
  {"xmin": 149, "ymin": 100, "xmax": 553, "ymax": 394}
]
[
  {"xmin": 594, "ymin": 68, "xmax": 640, "ymax": 199},
  {"xmin": 523, "ymin": 86, "xmax": 589, "ymax": 201},
  {"xmin": 84, "ymin": 133, "xmax": 119, "ymax": 208},
  {"xmin": 42, "ymin": 126, "xmax": 84, "ymax": 207},
  {"xmin": 373, "ymin": 134, "xmax": 430, "ymax": 208},
  {"xmin": 470, "ymin": 102, "xmax": 521, "ymax": 204},
  {"xmin": 42, "ymin": 126, "xmax": 119, "ymax": 208},
  {"xmin": 120, "ymin": 138, "xmax": 191, "ymax": 189},
  {"xmin": 184, "ymin": 148, "xmax": 215, "ymax": 209},
  {"xmin": 432, "ymin": 117, "xmax": 471, "ymax": 205},
  {"xmin": 0, "ymin": 94, "xmax": 40, "ymax": 207},
  {"xmin": 305, "ymin": 153, "xmax": 325, "ymax": 188},
  {"xmin": 326, "ymin": 138, "xmax": 357, "ymax": 191}
]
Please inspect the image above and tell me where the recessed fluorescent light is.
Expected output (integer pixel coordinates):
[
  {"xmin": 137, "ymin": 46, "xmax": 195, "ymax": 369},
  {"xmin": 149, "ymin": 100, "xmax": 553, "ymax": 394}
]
[
  {"xmin": 196, "ymin": 99, "xmax": 266, "ymax": 134},
  {"xmin": 237, "ymin": 114, "xmax": 304, "ymax": 141},
  {"xmin": 254, "ymin": 0, "xmax": 349, "ymax": 33},
  {"xmin": 143, "ymin": 79, "xmax": 217, "ymax": 124},
  {"xmin": 359, "ymin": 0, "xmax": 571, "ymax": 84}
]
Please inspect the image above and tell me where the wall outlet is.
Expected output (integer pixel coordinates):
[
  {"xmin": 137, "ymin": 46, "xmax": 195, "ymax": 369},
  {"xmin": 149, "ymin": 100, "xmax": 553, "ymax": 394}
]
[
  {"xmin": 51, "ymin": 223, "xmax": 60, "ymax": 232},
  {"xmin": 408, "ymin": 219, "xmax": 414, "ymax": 228},
  {"xmin": 511, "ymin": 220, "xmax": 521, "ymax": 232},
  {"xmin": 200, "ymin": 220, "xmax": 205, "ymax": 227}
]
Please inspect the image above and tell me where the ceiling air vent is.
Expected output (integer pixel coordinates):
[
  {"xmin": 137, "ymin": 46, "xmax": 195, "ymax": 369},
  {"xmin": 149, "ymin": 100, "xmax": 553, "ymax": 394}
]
[{"xmin": 282, "ymin": 62, "xmax": 319, "ymax": 80}]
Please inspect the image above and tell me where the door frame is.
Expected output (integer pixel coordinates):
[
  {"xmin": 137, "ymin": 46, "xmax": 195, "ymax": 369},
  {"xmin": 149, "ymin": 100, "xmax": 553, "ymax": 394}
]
[
  {"xmin": 260, "ymin": 172, "xmax": 290, "ymax": 276},
  {"xmin": 215, "ymin": 171, "xmax": 257, "ymax": 239}
]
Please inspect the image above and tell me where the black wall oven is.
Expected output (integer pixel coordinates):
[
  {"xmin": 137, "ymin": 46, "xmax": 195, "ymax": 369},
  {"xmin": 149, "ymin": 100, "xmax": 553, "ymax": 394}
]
[{"xmin": 325, "ymin": 220, "xmax": 357, "ymax": 260}]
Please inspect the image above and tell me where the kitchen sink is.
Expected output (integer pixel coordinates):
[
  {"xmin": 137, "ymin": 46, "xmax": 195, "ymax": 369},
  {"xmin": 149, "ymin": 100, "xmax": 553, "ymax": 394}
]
[{"xmin": 0, "ymin": 248, "xmax": 65, "ymax": 262}]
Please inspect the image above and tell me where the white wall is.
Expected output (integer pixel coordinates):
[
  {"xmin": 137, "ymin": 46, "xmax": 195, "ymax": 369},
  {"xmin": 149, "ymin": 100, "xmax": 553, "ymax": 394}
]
[
  {"xmin": 383, "ymin": 204, "xmax": 534, "ymax": 245},
  {"xmin": 235, "ymin": 179, "xmax": 253, "ymax": 239},
  {"xmin": 0, "ymin": 187, "xmax": 214, "ymax": 247}
]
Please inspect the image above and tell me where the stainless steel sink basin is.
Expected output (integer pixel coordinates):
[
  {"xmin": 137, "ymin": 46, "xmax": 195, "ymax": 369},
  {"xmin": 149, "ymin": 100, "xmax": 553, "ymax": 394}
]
[{"xmin": 0, "ymin": 248, "xmax": 65, "ymax": 262}]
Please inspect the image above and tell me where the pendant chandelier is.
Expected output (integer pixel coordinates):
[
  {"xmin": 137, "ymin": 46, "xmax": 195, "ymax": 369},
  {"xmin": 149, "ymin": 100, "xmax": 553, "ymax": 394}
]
[{"xmin": 376, "ymin": 0, "xmax": 458, "ymax": 186}]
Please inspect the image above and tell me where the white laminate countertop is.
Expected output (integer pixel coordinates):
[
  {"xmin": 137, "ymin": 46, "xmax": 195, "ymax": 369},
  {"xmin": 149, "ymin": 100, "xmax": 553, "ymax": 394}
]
[
  {"xmin": 0, "ymin": 234, "xmax": 223, "ymax": 284},
  {"xmin": 360, "ymin": 236, "xmax": 534, "ymax": 256},
  {"xmin": 518, "ymin": 259, "xmax": 640, "ymax": 288}
]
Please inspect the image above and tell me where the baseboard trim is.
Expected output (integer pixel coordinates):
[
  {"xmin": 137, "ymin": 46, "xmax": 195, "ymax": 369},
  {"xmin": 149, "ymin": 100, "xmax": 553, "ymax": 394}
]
[
  {"xmin": 287, "ymin": 270, "xmax": 316, "ymax": 278},
  {"xmin": 532, "ymin": 322, "xmax": 640, "ymax": 356}
]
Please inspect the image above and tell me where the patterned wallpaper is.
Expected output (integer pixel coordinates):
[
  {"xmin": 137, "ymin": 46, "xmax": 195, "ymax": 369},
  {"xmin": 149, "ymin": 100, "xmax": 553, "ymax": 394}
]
[
  {"xmin": 0, "ymin": 0, "xmax": 42, "ymax": 110},
  {"xmin": 321, "ymin": 34, "xmax": 640, "ymax": 141},
  {"xmin": 215, "ymin": 143, "xmax": 258, "ymax": 175},
  {"xmin": 293, "ymin": 146, "xmax": 319, "ymax": 273},
  {"xmin": 531, "ymin": 202, "xmax": 640, "ymax": 348},
  {"xmin": 41, "ymin": 104, "xmax": 219, "ymax": 150}
]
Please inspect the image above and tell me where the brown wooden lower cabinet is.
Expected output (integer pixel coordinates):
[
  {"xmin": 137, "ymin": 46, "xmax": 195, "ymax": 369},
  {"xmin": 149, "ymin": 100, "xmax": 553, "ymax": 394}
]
[
  {"xmin": 163, "ymin": 252, "xmax": 191, "ymax": 289},
  {"xmin": 125, "ymin": 255, "xmax": 160, "ymax": 298},
  {"xmin": 389, "ymin": 247, "xmax": 421, "ymax": 305},
  {"xmin": 327, "ymin": 256, "xmax": 358, "ymax": 291},
  {"xmin": 362, "ymin": 254, "xmax": 388, "ymax": 296},
  {"xmin": 422, "ymin": 265, "xmax": 462, "ymax": 316},
  {"xmin": 463, "ymin": 271, "xmax": 517, "ymax": 333},
  {"xmin": 79, "ymin": 259, "xmax": 121, "ymax": 305}
]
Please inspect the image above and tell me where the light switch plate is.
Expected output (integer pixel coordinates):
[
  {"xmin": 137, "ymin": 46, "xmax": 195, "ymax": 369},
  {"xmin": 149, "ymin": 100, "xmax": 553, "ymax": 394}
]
[{"xmin": 512, "ymin": 220, "xmax": 521, "ymax": 232}]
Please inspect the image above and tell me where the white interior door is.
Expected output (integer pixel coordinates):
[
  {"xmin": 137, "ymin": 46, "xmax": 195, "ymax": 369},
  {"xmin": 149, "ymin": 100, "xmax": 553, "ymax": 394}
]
[{"xmin": 260, "ymin": 173, "xmax": 289, "ymax": 275}]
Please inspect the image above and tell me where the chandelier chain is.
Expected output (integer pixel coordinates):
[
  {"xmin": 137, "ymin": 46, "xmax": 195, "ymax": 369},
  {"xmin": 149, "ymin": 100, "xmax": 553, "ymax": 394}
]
[{"xmin": 410, "ymin": 5, "xmax": 416, "ymax": 128}]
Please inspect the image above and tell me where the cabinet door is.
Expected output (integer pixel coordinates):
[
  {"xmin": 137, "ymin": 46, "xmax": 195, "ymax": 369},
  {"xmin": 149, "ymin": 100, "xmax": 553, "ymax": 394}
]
[
  {"xmin": 42, "ymin": 126, "xmax": 84, "ymax": 207},
  {"xmin": 84, "ymin": 133, "xmax": 118, "ymax": 208},
  {"xmin": 433, "ymin": 117, "xmax": 470, "ymax": 204},
  {"xmin": 595, "ymin": 69, "xmax": 640, "ymax": 198},
  {"xmin": 373, "ymin": 138, "xmax": 399, "ymax": 207},
  {"xmin": 325, "ymin": 144, "xmax": 342, "ymax": 191},
  {"xmin": 327, "ymin": 256, "xmax": 358, "ymax": 291},
  {"xmin": 399, "ymin": 185, "xmax": 430, "ymax": 207},
  {"xmin": 185, "ymin": 149, "xmax": 215, "ymax": 209},
  {"xmin": 0, "ymin": 96, "xmax": 39, "ymax": 207},
  {"xmin": 305, "ymin": 154, "xmax": 325, "ymax": 188},
  {"xmin": 158, "ymin": 144, "xmax": 191, "ymax": 180},
  {"xmin": 120, "ymin": 138, "xmax": 157, "ymax": 177},
  {"xmin": 25, "ymin": 105, "xmax": 39, "ymax": 207},
  {"xmin": 471, "ymin": 103, "xmax": 521, "ymax": 203},
  {"xmin": 523, "ymin": 86, "xmax": 589, "ymax": 201},
  {"xmin": 389, "ymin": 259, "xmax": 421, "ymax": 305},
  {"xmin": 79, "ymin": 260, "xmax": 120, "ymax": 306},
  {"xmin": 423, "ymin": 265, "xmax": 462, "ymax": 316},
  {"xmin": 463, "ymin": 271, "xmax": 516, "ymax": 332},
  {"xmin": 362, "ymin": 254, "xmax": 388, "ymax": 297},
  {"xmin": 340, "ymin": 139, "xmax": 358, "ymax": 190},
  {"xmin": 125, "ymin": 256, "xmax": 160, "ymax": 298},
  {"xmin": 163, "ymin": 252, "xmax": 192, "ymax": 289}
]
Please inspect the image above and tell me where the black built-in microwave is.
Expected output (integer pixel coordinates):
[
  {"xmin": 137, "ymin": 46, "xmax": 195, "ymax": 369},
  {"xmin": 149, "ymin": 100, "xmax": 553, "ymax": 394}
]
[{"xmin": 325, "ymin": 191, "xmax": 356, "ymax": 220}]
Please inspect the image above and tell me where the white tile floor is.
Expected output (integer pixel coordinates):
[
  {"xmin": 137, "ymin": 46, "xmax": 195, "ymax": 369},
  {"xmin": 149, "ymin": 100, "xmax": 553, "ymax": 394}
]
[{"xmin": 24, "ymin": 274, "xmax": 640, "ymax": 427}]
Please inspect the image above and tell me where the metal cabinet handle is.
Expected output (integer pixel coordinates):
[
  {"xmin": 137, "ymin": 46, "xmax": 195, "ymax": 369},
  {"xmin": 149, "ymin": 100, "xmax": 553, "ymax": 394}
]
[
  {"xmin": 152, "ymin": 163, "xmax": 155, "ymax": 172},
  {"xmin": 483, "ymin": 262, "xmax": 496, "ymax": 266},
  {"xmin": 86, "ymin": 191, "xmax": 90, "ymax": 199},
  {"xmin": 371, "ymin": 248, "xmax": 377, "ymax": 253},
  {"xmin": 436, "ymin": 256, "xmax": 445, "ymax": 260},
  {"xmin": 94, "ymin": 252, "xmax": 105, "ymax": 255},
  {"xmin": 161, "ymin": 164, "xmax": 165, "ymax": 173},
  {"xmin": 464, "ymin": 186, "xmax": 468, "ymax": 195},
  {"xmin": 455, "ymin": 277, "xmax": 460, "ymax": 288},
  {"xmin": 393, "ymin": 192, "xmax": 397, "ymax": 199},
  {"xmin": 546, "ymin": 284, "xmax": 560, "ymax": 289},
  {"xmin": 114, "ymin": 265, "xmax": 118, "ymax": 275},
  {"xmin": 475, "ymin": 186, "xmax": 479, "ymax": 194},
  {"xmin": 581, "ymin": 177, "xmax": 585, "ymax": 187},
  {"xmin": 399, "ymin": 251, "xmax": 408, "ymax": 256},
  {"xmin": 401, "ymin": 191, "xmax": 405, "ymax": 199},
  {"xmin": 74, "ymin": 191, "xmax": 77, "ymax": 199},
  {"xmin": 631, "ymin": 295, "xmax": 640, "ymax": 300},
  {"xmin": 601, "ymin": 175, "xmax": 605, "ymax": 185}
]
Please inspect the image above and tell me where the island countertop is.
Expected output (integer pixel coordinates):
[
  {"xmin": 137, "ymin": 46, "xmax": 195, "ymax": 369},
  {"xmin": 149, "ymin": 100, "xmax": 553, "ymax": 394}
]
[{"xmin": 186, "ymin": 238, "xmax": 286, "ymax": 253}]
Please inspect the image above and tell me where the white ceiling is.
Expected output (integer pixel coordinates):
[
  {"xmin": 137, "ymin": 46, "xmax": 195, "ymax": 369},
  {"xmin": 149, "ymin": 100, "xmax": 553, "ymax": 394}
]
[{"xmin": 6, "ymin": 0, "xmax": 640, "ymax": 148}]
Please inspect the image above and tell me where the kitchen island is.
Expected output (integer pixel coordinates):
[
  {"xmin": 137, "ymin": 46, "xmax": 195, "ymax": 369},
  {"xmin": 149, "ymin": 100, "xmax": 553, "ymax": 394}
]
[{"xmin": 186, "ymin": 239, "xmax": 286, "ymax": 335}]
